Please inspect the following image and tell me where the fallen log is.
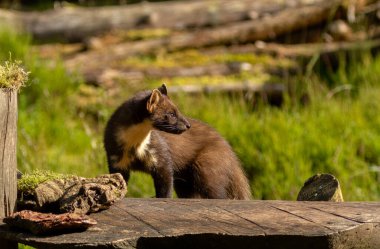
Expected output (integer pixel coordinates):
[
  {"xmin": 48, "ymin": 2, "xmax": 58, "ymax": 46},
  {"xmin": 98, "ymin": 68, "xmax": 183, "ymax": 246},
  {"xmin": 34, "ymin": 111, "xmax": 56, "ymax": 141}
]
[
  {"xmin": 168, "ymin": 82, "xmax": 284, "ymax": 95},
  {"xmin": 240, "ymin": 39, "xmax": 380, "ymax": 58},
  {"xmin": 86, "ymin": 62, "xmax": 298, "ymax": 87},
  {"xmin": 0, "ymin": 0, "xmax": 337, "ymax": 42},
  {"xmin": 3, "ymin": 210, "xmax": 97, "ymax": 235},
  {"xmin": 65, "ymin": 0, "xmax": 343, "ymax": 74}
]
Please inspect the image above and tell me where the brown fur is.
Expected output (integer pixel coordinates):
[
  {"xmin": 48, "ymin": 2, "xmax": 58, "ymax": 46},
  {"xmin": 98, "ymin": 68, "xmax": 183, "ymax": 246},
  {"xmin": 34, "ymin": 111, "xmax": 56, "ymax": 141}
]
[{"xmin": 104, "ymin": 84, "xmax": 251, "ymax": 199}]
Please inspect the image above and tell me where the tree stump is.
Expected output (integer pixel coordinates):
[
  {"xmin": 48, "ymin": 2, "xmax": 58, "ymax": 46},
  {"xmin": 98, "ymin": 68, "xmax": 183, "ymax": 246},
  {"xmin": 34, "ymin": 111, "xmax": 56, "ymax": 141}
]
[{"xmin": 297, "ymin": 173, "xmax": 344, "ymax": 202}]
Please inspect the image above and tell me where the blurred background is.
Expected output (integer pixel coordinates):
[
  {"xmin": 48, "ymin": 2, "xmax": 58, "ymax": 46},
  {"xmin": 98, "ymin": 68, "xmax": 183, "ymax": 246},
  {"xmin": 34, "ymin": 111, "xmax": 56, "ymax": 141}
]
[{"xmin": 0, "ymin": 0, "xmax": 379, "ymax": 200}]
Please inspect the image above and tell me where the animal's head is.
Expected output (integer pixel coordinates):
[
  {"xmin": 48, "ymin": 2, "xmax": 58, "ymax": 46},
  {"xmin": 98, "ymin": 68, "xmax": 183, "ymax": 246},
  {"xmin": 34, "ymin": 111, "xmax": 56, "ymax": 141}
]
[{"xmin": 147, "ymin": 84, "xmax": 191, "ymax": 134}]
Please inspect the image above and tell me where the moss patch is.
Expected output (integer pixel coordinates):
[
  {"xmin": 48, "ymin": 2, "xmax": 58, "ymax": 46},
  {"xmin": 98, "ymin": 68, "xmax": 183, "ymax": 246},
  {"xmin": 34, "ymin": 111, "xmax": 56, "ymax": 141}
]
[
  {"xmin": 0, "ymin": 60, "xmax": 29, "ymax": 90},
  {"xmin": 18, "ymin": 170, "xmax": 74, "ymax": 194}
]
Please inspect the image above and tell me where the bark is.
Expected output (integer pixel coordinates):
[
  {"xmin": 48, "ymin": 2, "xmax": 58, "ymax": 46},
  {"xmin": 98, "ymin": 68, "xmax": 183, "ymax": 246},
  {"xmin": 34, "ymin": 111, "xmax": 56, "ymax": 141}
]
[
  {"xmin": 3, "ymin": 210, "xmax": 97, "ymax": 235},
  {"xmin": 59, "ymin": 174, "xmax": 127, "ymax": 214},
  {"xmin": 18, "ymin": 173, "xmax": 127, "ymax": 214},
  {"xmin": 1, "ymin": 0, "xmax": 334, "ymax": 42},
  {"xmin": 297, "ymin": 173, "xmax": 344, "ymax": 202}
]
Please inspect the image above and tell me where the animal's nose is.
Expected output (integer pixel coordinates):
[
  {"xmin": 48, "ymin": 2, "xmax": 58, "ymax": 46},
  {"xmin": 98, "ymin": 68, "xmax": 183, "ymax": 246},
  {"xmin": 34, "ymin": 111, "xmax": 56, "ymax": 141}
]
[{"xmin": 186, "ymin": 122, "xmax": 191, "ymax": 129}]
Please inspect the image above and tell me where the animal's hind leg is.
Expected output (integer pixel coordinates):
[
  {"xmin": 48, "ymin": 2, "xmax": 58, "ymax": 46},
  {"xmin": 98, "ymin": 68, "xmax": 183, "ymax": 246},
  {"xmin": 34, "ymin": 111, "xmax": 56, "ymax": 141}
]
[{"xmin": 193, "ymin": 159, "xmax": 230, "ymax": 199}]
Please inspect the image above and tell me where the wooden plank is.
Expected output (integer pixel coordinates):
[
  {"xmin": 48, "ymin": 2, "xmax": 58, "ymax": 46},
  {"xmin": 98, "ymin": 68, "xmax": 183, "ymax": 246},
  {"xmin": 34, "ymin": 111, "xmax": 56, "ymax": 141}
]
[
  {"xmin": 306, "ymin": 201, "xmax": 380, "ymax": 223},
  {"xmin": 0, "ymin": 201, "xmax": 161, "ymax": 248},
  {"xmin": 268, "ymin": 201, "xmax": 360, "ymax": 231},
  {"xmin": 0, "ymin": 199, "xmax": 379, "ymax": 249},
  {"xmin": 216, "ymin": 200, "xmax": 332, "ymax": 236},
  {"xmin": 121, "ymin": 198, "xmax": 264, "ymax": 236},
  {"xmin": 0, "ymin": 89, "xmax": 18, "ymax": 249}
]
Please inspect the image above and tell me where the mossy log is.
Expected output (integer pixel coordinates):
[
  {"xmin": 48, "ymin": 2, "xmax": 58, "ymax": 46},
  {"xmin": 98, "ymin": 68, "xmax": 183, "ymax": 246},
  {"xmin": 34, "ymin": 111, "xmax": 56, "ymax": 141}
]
[
  {"xmin": 18, "ymin": 173, "xmax": 127, "ymax": 214},
  {"xmin": 297, "ymin": 173, "xmax": 344, "ymax": 202}
]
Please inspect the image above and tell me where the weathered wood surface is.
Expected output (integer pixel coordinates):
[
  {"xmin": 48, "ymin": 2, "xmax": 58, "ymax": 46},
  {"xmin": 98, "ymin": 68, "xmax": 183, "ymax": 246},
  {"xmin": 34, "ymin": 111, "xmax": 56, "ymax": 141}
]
[
  {"xmin": 0, "ymin": 89, "xmax": 18, "ymax": 249},
  {"xmin": 0, "ymin": 199, "xmax": 379, "ymax": 249},
  {"xmin": 0, "ymin": 89, "xmax": 17, "ymax": 219}
]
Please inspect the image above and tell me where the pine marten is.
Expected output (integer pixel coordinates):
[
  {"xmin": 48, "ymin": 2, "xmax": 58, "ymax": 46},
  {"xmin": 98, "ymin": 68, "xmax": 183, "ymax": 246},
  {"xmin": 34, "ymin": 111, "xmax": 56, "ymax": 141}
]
[{"xmin": 104, "ymin": 84, "xmax": 251, "ymax": 199}]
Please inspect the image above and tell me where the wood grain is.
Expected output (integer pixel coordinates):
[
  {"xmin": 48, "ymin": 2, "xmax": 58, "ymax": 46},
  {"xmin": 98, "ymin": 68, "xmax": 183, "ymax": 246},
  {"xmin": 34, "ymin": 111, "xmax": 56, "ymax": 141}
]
[
  {"xmin": 0, "ymin": 199, "xmax": 379, "ymax": 249},
  {"xmin": 0, "ymin": 89, "xmax": 18, "ymax": 249}
]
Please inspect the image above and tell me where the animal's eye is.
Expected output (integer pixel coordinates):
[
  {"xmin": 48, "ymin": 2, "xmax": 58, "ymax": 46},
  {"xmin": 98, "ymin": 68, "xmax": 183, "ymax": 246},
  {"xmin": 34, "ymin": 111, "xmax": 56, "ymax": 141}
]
[{"xmin": 168, "ymin": 112, "xmax": 176, "ymax": 117}]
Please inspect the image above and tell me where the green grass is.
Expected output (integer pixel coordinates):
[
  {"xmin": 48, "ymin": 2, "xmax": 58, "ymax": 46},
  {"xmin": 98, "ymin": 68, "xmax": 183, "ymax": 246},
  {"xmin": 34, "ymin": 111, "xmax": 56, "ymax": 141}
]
[
  {"xmin": 1, "ymin": 26, "xmax": 379, "ymax": 202},
  {"xmin": 177, "ymin": 86, "xmax": 380, "ymax": 200}
]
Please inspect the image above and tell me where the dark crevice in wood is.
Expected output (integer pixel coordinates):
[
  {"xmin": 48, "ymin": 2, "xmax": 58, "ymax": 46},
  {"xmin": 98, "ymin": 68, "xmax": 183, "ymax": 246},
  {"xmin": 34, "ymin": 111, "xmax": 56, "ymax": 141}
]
[
  {"xmin": 309, "ymin": 206, "xmax": 366, "ymax": 223},
  {"xmin": 117, "ymin": 205, "xmax": 165, "ymax": 236},
  {"xmin": 269, "ymin": 205, "xmax": 336, "ymax": 232},
  {"xmin": 174, "ymin": 202, "xmax": 240, "ymax": 235},
  {"xmin": 1, "ymin": 94, "xmax": 10, "ymax": 217},
  {"xmin": 216, "ymin": 205, "xmax": 268, "ymax": 236}
]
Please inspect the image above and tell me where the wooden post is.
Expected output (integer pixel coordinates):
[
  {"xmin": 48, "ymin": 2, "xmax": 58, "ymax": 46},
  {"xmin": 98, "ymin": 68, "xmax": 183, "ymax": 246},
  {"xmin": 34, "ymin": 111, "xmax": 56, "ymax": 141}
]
[{"xmin": 0, "ymin": 89, "xmax": 18, "ymax": 249}]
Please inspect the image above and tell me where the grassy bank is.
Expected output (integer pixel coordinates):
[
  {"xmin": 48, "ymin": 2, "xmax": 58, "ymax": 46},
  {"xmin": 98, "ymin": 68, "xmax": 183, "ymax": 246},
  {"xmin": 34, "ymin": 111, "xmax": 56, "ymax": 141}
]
[{"xmin": 1, "ymin": 27, "xmax": 379, "ymax": 201}]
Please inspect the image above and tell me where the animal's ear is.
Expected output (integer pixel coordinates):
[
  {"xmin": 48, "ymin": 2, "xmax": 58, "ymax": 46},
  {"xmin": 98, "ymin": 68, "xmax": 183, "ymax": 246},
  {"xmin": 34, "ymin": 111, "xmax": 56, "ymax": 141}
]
[
  {"xmin": 158, "ymin": 84, "xmax": 167, "ymax": 95},
  {"xmin": 147, "ymin": 89, "xmax": 162, "ymax": 113}
]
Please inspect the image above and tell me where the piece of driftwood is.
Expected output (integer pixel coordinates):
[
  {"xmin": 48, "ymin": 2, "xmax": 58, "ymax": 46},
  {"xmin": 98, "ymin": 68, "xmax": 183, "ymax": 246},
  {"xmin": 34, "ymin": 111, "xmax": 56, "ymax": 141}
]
[
  {"xmin": 297, "ymin": 173, "xmax": 344, "ymax": 202},
  {"xmin": 0, "ymin": 0, "xmax": 341, "ymax": 42},
  {"xmin": 18, "ymin": 173, "xmax": 127, "ymax": 214},
  {"xmin": 64, "ymin": 0, "xmax": 343, "ymax": 75},
  {"xmin": 1, "ymin": 199, "xmax": 379, "ymax": 249},
  {"xmin": 3, "ymin": 210, "xmax": 96, "ymax": 235}
]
